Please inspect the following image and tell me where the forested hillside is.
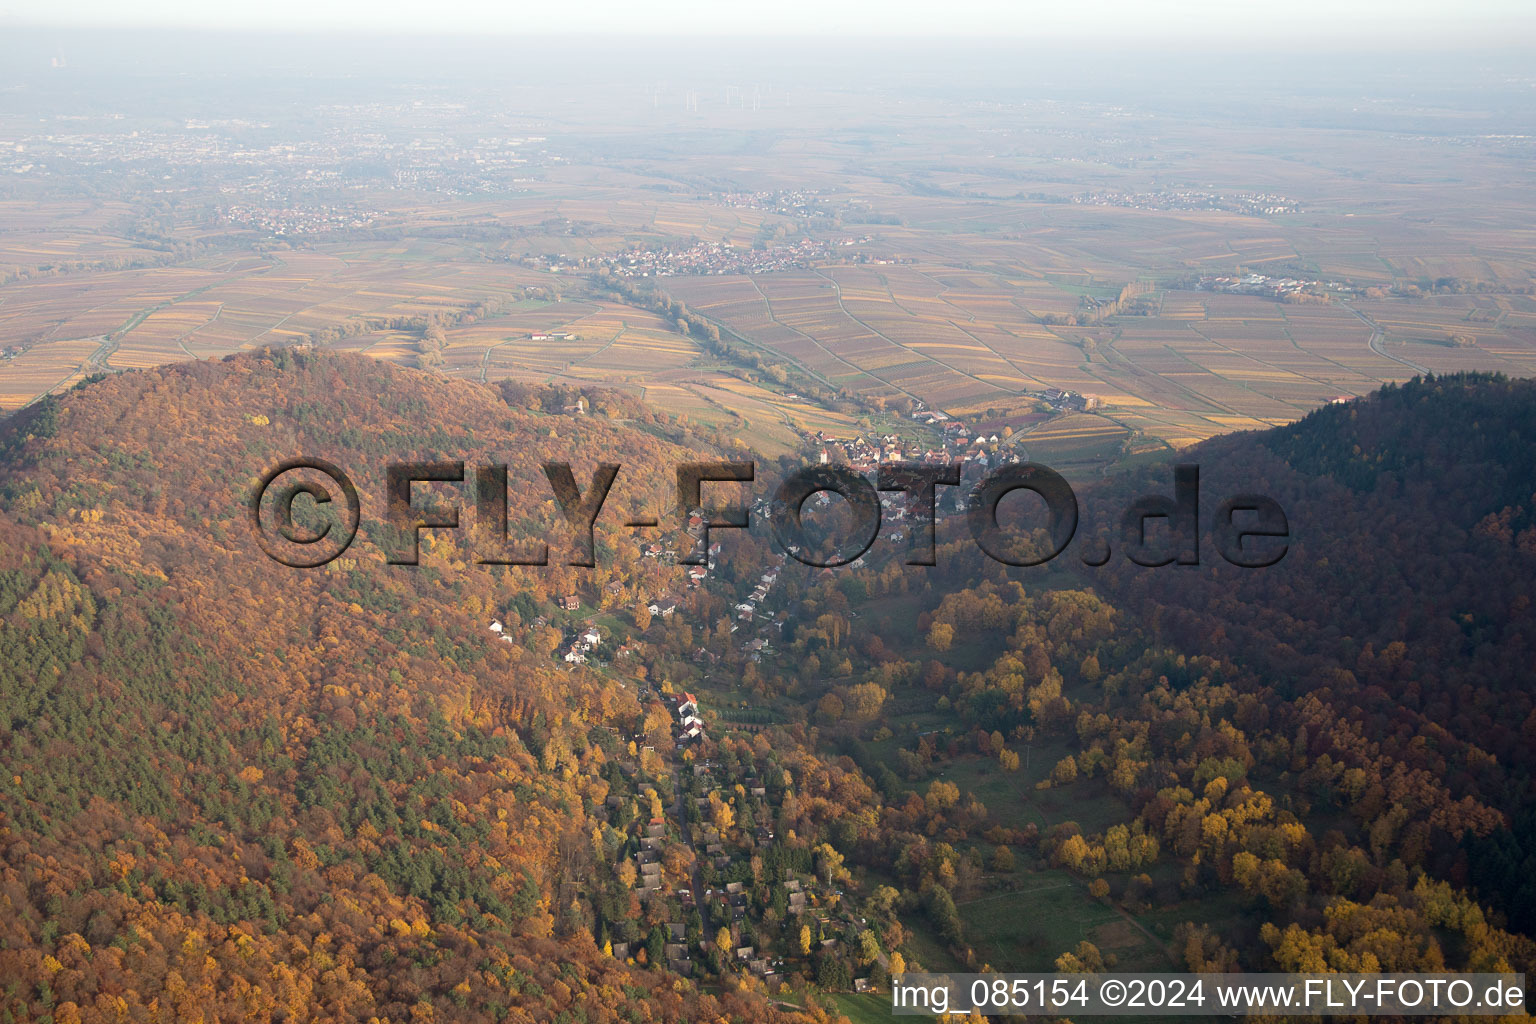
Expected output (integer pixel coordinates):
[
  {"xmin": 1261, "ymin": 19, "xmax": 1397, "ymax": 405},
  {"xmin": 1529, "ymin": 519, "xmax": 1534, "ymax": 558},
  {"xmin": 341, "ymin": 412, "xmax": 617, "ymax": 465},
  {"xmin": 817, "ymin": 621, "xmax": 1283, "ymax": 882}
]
[
  {"xmin": 0, "ymin": 351, "xmax": 806, "ymax": 1024},
  {"xmin": 1090, "ymin": 373, "xmax": 1536, "ymax": 942},
  {"xmin": 2, "ymin": 357, "xmax": 1535, "ymax": 1024}
]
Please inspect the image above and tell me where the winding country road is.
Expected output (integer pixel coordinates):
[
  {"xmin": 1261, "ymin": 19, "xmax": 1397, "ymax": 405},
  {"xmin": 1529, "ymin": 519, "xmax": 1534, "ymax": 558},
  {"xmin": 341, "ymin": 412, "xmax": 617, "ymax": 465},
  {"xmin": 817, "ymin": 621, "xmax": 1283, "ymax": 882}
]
[{"xmin": 1346, "ymin": 304, "xmax": 1430, "ymax": 375}]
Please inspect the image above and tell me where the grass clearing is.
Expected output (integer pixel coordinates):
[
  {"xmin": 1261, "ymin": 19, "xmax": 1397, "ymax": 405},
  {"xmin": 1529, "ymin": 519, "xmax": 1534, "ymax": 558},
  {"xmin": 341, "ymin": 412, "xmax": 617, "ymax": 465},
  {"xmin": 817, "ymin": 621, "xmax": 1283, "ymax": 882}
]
[
  {"xmin": 826, "ymin": 992, "xmax": 894, "ymax": 1023},
  {"xmin": 956, "ymin": 871, "xmax": 1127, "ymax": 971}
]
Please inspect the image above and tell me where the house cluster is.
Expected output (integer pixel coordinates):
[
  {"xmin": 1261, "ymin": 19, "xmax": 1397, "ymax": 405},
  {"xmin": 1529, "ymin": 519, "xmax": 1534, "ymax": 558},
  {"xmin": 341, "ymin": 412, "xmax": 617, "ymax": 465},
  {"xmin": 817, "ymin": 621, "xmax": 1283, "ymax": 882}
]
[
  {"xmin": 491, "ymin": 615, "xmax": 606, "ymax": 666},
  {"xmin": 602, "ymin": 789, "xmax": 686, "ymax": 967},
  {"xmin": 528, "ymin": 330, "xmax": 575, "ymax": 341},
  {"xmin": 606, "ymin": 238, "xmax": 861, "ymax": 278},
  {"xmin": 636, "ymin": 555, "xmax": 700, "ymax": 626},
  {"xmin": 811, "ymin": 431, "xmax": 932, "ymax": 472},
  {"xmin": 670, "ymin": 691, "xmax": 706, "ymax": 746},
  {"xmin": 219, "ymin": 201, "xmax": 378, "ymax": 235},
  {"xmin": 937, "ymin": 420, "xmax": 1010, "ymax": 451},
  {"xmin": 717, "ymin": 188, "xmax": 828, "ymax": 215},
  {"xmin": 562, "ymin": 624, "xmax": 603, "ymax": 665},
  {"xmin": 1027, "ymin": 386, "xmax": 1101, "ymax": 413},
  {"xmin": 909, "ymin": 407, "xmax": 951, "ymax": 426},
  {"xmin": 1199, "ymin": 273, "xmax": 1318, "ymax": 299},
  {"xmin": 733, "ymin": 557, "xmax": 784, "ymax": 627},
  {"xmin": 809, "ymin": 426, "xmax": 1006, "ymax": 473},
  {"xmin": 685, "ymin": 766, "xmax": 786, "ymax": 979},
  {"xmin": 641, "ymin": 536, "xmax": 722, "ymax": 573},
  {"xmin": 690, "ymin": 761, "xmax": 872, "ymax": 985},
  {"xmin": 633, "ymin": 817, "xmax": 668, "ymax": 895},
  {"xmin": 602, "ymin": 744, "xmax": 876, "ymax": 989},
  {"xmin": 1071, "ymin": 188, "xmax": 1300, "ymax": 216}
]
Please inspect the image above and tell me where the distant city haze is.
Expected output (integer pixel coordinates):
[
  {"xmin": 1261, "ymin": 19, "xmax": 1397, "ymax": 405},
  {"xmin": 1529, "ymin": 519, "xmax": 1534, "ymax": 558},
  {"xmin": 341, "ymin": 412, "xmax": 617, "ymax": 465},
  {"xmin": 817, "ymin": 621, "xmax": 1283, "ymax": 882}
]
[{"xmin": 5, "ymin": 0, "xmax": 1536, "ymax": 43}]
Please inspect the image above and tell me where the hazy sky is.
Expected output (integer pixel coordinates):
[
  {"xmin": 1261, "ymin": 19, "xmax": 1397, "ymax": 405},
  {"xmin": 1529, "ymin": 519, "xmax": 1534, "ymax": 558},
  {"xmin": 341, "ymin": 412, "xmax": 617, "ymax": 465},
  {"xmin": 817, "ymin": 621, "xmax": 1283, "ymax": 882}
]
[{"xmin": 8, "ymin": 0, "xmax": 1536, "ymax": 42}]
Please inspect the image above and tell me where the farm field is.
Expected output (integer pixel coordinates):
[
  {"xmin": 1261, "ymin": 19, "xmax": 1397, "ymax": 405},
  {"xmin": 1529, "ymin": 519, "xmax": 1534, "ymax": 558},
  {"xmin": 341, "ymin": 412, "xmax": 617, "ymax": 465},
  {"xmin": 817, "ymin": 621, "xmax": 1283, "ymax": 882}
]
[
  {"xmin": 9, "ymin": 224, "xmax": 1536, "ymax": 453},
  {"xmin": 432, "ymin": 300, "xmax": 701, "ymax": 382},
  {"xmin": 0, "ymin": 244, "xmax": 557, "ymax": 408},
  {"xmin": 5, "ymin": 81, "xmax": 1536, "ymax": 454},
  {"xmin": 671, "ymin": 266, "xmax": 1536, "ymax": 447},
  {"xmin": 0, "ymin": 336, "xmax": 104, "ymax": 407}
]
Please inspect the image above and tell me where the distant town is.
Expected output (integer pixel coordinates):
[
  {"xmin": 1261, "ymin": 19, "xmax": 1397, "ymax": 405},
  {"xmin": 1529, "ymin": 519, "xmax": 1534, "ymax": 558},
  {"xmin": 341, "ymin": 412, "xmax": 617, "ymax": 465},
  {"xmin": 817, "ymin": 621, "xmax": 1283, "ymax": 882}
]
[
  {"xmin": 522, "ymin": 238, "xmax": 883, "ymax": 278},
  {"xmin": 1071, "ymin": 189, "xmax": 1301, "ymax": 215}
]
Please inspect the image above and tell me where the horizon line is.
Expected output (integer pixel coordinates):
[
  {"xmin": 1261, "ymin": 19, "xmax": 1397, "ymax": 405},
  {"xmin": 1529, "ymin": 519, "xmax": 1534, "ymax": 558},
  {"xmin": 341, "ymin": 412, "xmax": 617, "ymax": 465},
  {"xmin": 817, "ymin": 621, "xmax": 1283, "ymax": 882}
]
[{"xmin": 4, "ymin": 22, "xmax": 1535, "ymax": 47}]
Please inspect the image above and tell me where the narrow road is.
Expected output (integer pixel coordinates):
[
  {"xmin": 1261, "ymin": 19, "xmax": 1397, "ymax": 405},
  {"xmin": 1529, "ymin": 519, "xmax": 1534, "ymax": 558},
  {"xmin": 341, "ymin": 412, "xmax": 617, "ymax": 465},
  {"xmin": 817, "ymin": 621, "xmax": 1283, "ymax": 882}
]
[
  {"xmin": 672, "ymin": 772, "xmax": 707, "ymax": 919},
  {"xmin": 837, "ymin": 907, "xmax": 892, "ymax": 972},
  {"xmin": 812, "ymin": 268, "xmax": 988, "ymax": 409},
  {"xmin": 1346, "ymin": 304, "xmax": 1429, "ymax": 375},
  {"xmin": 743, "ymin": 275, "xmax": 879, "ymax": 394}
]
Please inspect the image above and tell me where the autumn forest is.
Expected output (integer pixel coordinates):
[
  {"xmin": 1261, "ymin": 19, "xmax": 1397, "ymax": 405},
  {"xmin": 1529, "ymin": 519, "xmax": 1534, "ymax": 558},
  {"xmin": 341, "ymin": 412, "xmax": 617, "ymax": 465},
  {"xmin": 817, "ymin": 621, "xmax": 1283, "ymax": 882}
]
[
  {"xmin": 4, "ymin": 27, "xmax": 1536, "ymax": 1024},
  {"xmin": 0, "ymin": 351, "xmax": 1531, "ymax": 1024}
]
